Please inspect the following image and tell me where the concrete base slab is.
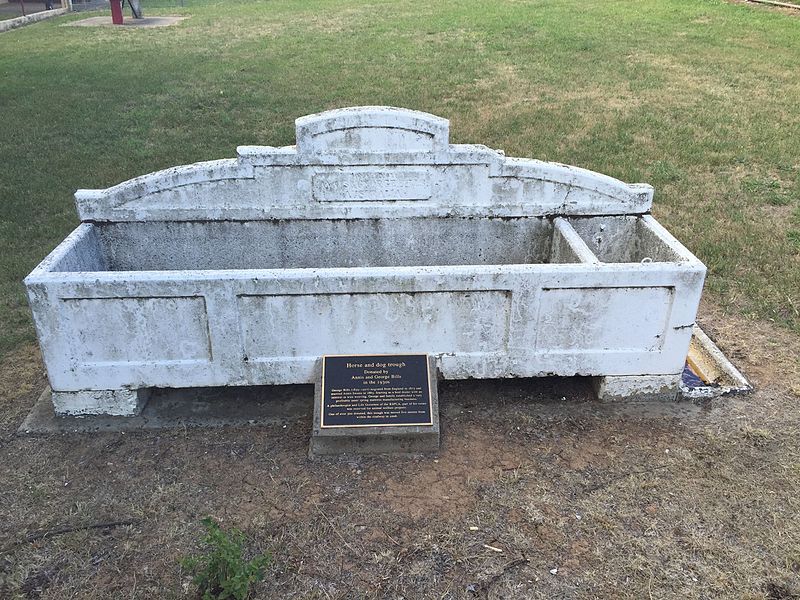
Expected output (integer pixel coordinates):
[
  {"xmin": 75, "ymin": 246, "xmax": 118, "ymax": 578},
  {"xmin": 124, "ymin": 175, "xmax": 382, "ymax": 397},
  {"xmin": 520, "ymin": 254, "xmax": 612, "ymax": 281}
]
[
  {"xmin": 65, "ymin": 15, "xmax": 187, "ymax": 27},
  {"xmin": 19, "ymin": 375, "xmax": 724, "ymax": 437},
  {"xmin": 19, "ymin": 385, "xmax": 312, "ymax": 434},
  {"xmin": 309, "ymin": 358, "xmax": 441, "ymax": 456},
  {"xmin": 593, "ymin": 374, "xmax": 682, "ymax": 402}
]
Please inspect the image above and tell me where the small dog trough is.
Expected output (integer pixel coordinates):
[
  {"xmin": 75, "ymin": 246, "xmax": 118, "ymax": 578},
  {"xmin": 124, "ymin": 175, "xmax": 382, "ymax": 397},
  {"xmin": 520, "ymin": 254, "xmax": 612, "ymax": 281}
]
[
  {"xmin": 25, "ymin": 107, "xmax": 707, "ymax": 416},
  {"xmin": 681, "ymin": 326, "xmax": 751, "ymax": 399}
]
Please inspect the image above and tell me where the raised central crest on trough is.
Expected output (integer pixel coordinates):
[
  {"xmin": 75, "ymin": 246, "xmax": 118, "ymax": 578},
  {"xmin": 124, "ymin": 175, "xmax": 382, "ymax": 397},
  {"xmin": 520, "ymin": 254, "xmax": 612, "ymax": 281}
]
[{"xmin": 74, "ymin": 106, "xmax": 653, "ymax": 223}]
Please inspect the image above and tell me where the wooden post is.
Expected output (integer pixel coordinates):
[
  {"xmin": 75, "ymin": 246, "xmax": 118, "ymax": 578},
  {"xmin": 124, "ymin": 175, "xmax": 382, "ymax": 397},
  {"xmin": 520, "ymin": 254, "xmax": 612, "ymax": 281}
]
[{"xmin": 110, "ymin": 0, "xmax": 123, "ymax": 24}]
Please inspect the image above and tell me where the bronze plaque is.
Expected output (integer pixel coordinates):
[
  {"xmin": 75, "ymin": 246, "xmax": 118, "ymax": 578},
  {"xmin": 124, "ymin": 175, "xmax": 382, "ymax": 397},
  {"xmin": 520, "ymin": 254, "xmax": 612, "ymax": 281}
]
[{"xmin": 320, "ymin": 354, "xmax": 432, "ymax": 428}]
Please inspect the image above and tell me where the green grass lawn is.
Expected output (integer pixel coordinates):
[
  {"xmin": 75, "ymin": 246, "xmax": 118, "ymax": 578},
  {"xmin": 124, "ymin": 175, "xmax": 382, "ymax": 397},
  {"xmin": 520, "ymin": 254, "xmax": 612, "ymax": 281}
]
[{"xmin": 0, "ymin": 0, "xmax": 798, "ymax": 357}]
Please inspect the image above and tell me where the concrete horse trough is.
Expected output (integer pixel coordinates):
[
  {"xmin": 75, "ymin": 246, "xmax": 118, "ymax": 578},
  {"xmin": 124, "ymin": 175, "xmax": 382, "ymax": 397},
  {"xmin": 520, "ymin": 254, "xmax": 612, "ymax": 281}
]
[{"xmin": 26, "ymin": 107, "xmax": 706, "ymax": 416}]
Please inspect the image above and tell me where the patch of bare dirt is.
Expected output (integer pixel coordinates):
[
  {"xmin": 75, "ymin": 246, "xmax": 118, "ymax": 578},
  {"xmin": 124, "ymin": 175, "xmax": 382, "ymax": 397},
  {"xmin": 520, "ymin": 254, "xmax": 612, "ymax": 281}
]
[
  {"xmin": 375, "ymin": 426, "xmax": 530, "ymax": 520},
  {"xmin": 0, "ymin": 307, "xmax": 799, "ymax": 598},
  {"xmin": 0, "ymin": 344, "xmax": 46, "ymax": 430}
]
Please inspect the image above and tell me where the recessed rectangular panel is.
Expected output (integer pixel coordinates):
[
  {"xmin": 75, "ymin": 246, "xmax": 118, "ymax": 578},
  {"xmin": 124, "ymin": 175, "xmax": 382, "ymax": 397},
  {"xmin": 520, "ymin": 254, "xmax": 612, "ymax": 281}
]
[
  {"xmin": 238, "ymin": 291, "xmax": 510, "ymax": 359},
  {"xmin": 312, "ymin": 168, "xmax": 432, "ymax": 202},
  {"xmin": 536, "ymin": 287, "xmax": 673, "ymax": 352},
  {"xmin": 62, "ymin": 296, "xmax": 211, "ymax": 365},
  {"xmin": 308, "ymin": 127, "xmax": 436, "ymax": 153}
]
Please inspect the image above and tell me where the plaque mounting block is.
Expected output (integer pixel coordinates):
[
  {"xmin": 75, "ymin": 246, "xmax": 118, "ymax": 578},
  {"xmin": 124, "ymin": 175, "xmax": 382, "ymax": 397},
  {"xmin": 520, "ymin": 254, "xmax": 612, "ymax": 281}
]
[{"xmin": 310, "ymin": 354, "xmax": 440, "ymax": 455}]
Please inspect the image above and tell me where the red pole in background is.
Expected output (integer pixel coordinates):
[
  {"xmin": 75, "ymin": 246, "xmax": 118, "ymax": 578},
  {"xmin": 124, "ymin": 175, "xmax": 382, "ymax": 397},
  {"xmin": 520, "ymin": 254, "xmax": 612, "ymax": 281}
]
[{"xmin": 110, "ymin": 0, "xmax": 123, "ymax": 24}]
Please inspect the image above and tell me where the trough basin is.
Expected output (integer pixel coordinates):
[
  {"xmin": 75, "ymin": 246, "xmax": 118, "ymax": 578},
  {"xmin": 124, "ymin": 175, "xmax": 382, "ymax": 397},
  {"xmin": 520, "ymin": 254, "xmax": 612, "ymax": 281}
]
[{"xmin": 26, "ymin": 107, "xmax": 706, "ymax": 415}]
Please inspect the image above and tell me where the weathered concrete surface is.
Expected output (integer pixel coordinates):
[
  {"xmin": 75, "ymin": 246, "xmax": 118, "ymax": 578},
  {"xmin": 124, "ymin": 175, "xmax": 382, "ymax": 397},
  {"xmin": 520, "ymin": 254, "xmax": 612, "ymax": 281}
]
[
  {"xmin": 0, "ymin": 7, "xmax": 68, "ymax": 33},
  {"xmin": 93, "ymin": 218, "xmax": 555, "ymax": 270},
  {"xmin": 593, "ymin": 374, "xmax": 683, "ymax": 402},
  {"xmin": 309, "ymin": 356, "xmax": 441, "ymax": 456},
  {"xmin": 51, "ymin": 388, "xmax": 150, "ymax": 416},
  {"xmin": 73, "ymin": 107, "xmax": 654, "ymax": 223},
  {"xmin": 25, "ymin": 107, "xmax": 707, "ymax": 415}
]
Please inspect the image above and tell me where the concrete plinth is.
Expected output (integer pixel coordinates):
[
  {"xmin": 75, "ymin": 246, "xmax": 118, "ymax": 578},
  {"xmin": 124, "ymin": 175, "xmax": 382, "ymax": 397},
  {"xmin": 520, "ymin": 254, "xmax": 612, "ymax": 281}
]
[
  {"xmin": 65, "ymin": 16, "xmax": 187, "ymax": 27},
  {"xmin": 593, "ymin": 374, "xmax": 682, "ymax": 402},
  {"xmin": 51, "ymin": 388, "xmax": 150, "ymax": 416}
]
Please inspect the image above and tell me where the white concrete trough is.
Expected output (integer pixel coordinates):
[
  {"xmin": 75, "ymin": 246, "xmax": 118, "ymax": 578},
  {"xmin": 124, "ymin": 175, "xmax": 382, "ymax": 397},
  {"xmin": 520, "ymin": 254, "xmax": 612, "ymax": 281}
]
[{"xmin": 26, "ymin": 107, "xmax": 706, "ymax": 416}]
